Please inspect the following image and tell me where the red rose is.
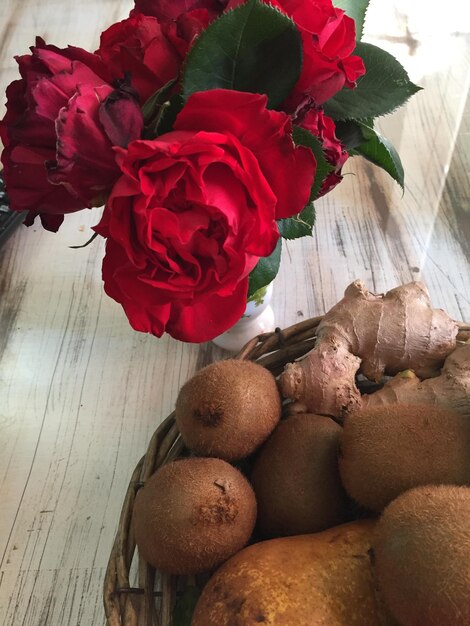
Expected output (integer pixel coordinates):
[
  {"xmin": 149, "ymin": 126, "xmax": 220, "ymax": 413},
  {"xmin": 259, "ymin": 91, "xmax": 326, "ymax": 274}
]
[
  {"xmin": 301, "ymin": 108, "xmax": 348, "ymax": 196},
  {"xmin": 0, "ymin": 38, "xmax": 143, "ymax": 231},
  {"xmin": 239, "ymin": 0, "xmax": 336, "ymax": 32},
  {"xmin": 163, "ymin": 9, "xmax": 212, "ymax": 57},
  {"xmin": 97, "ymin": 14, "xmax": 189, "ymax": 104},
  {"xmin": 131, "ymin": 0, "xmax": 227, "ymax": 22},
  {"xmin": 94, "ymin": 89, "xmax": 315, "ymax": 342},
  {"xmin": 227, "ymin": 0, "xmax": 365, "ymax": 107},
  {"xmin": 290, "ymin": 7, "xmax": 365, "ymax": 106}
]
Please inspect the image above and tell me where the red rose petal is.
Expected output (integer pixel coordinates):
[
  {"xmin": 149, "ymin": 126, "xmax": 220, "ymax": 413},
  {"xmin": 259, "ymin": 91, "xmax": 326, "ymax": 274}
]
[{"xmin": 166, "ymin": 278, "xmax": 249, "ymax": 342}]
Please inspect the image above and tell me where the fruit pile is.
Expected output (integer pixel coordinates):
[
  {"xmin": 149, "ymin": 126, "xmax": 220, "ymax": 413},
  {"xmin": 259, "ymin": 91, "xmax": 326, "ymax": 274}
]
[{"xmin": 132, "ymin": 281, "xmax": 470, "ymax": 626}]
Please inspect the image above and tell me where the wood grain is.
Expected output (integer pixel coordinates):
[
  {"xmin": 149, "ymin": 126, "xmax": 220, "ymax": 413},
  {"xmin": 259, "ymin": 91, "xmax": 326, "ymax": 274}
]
[{"xmin": 0, "ymin": 1, "xmax": 469, "ymax": 625}]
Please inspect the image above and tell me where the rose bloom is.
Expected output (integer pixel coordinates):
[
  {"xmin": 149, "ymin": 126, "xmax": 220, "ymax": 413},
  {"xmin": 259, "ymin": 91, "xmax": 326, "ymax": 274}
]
[
  {"xmin": 131, "ymin": 0, "xmax": 228, "ymax": 22},
  {"xmin": 301, "ymin": 108, "xmax": 348, "ymax": 196},
  {"xmin": 94, "ymin": 89, "xmax": 315, "ymax": 342},
  {"xmin": 97, "ymin": 13, "xmax": 208, "ymax": 104},
  {"xmin": 228, "ymin": 0, "xmax": 365, "ymax": 107},
  {"xmin": 0, "ymin": 38, "xmax": 143, "ymax": 231}
]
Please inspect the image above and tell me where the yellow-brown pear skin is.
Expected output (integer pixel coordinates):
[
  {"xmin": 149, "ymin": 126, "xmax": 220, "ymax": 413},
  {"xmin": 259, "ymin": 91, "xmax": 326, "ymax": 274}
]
[
  {"xmin": 176, "ymin": 359, "xmax": 281, "ymax": 461},
  {"xmin": 191, "ymin": 520, "xmax": 394, "ymax": 626},
  {"xmin": 374, "ymin": 485, "xmax": 470, "ymax": 626}
]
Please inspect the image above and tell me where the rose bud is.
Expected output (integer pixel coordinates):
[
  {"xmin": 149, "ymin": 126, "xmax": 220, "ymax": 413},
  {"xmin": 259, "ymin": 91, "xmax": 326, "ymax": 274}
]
[
  {"xmin": 96, "ymin": 14, "xmax": 186, "ymax": 104},
  {"xmin": 131, "ymin": 0, "xmax": 228, "ymax": 23},
  {"xmin": 300, "ymin": 108, "xmax": 348, "ymax": 196}
]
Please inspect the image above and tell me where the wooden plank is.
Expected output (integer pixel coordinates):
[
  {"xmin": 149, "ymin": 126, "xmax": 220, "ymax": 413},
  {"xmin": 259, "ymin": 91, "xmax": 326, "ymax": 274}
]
[
  {"xmin": 1, "ymin": 568, "xmax": 107, "ymax": 625},
  {"xmin": 0, "ymin": 1, "xmax": 468, "ymax": 625}
]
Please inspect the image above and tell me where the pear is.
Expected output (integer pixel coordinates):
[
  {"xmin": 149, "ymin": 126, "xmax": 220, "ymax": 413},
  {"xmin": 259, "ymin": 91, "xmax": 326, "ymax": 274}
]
[{"xmin": 191, "ymin": 520, "xmax": 394, "ymax": 626}]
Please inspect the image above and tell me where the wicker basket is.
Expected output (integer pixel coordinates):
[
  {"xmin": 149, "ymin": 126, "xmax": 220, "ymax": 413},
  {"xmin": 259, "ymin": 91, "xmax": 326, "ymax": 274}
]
[{"xmin": 103, "ymin": 316, "xmax": 470, "ymax": 626}]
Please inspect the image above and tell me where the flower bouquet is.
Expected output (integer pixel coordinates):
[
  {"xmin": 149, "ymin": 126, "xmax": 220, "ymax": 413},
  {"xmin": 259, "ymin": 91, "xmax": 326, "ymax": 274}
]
[{"xmin": 0, "ymin": 0, "xmax": 420, "ymax": 343}]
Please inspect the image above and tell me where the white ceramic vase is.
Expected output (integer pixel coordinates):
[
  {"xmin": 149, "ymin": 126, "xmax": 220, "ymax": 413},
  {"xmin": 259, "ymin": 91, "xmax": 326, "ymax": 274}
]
[{"xmin": 211, "ymin": 283, "xmax": 275, "ymax": 352}]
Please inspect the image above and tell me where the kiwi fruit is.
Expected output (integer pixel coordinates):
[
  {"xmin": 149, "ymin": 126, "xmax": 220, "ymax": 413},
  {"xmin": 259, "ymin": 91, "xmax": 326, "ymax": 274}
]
[
  {"xmin": 175, "ymin": 359, "xmax": 281, "ymax": 461},
  {"xmin": 374, "ymin": 485, "xmax": 470, "ymax": 625},
  {"xmin": 251, "ymin": 413, "xmax": 349, "ymax": 537},
  {"xmin": 133, "ymin": 457, "xmax": 257, "ymax": 574},
  {"xmin": 339, "ymin": 404, "xmax": 470, "ymax": 511}
]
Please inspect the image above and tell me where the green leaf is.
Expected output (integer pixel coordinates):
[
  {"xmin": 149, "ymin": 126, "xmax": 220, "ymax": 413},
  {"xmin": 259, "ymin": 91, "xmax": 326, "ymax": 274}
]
[
  {"xmin": 292, "ymin": 126, "xmax": 333, "ymax": 200},
  {"xmin": 323, "ymin": 42, "xmax": 422, "ymax": 121},
  {"xmin": 156, "ymin": 94, "xmax": 185, "ymax": 135},
  {"xmin": 334, "ymin": 119, "xmax": 367, "ymax": 150},
  {"xmin": 277, "ymin": 202, "xmax": 315, "ymax": 239},
  {"xmin": 141, "ymin": 78, "xmax": 178, "ymax": 125},
  {"xmin": 353, "ymin": 123, "xmax": 404, "ymax": 189},
  {"xmin": 182, "ymin": 0, "xmax": 302, "ymax": 108},
  {"xmin": 173, "ymin": 586, "xmax": 201, "ymax": 626},
  {"xmin": 248, "ymin": 238, "xmax": 282, "ymax": 298},
  {"xmin": 141, "ymin": 79, "xmax": 180, "ymax": 138},
  {"xmin": 327, "ymin": 118, "xmax": 404, "ymax": 187},
  {"xmin": 143, "ymin": 94, "xmax": 184, "ymax": 139},
  {"xmin": 247, "ymin": 284, "xmax": 269, "ymax": 306},
  {"xmin": 333, "ymin": 0, "xmax": 370, "ymax": 40}
]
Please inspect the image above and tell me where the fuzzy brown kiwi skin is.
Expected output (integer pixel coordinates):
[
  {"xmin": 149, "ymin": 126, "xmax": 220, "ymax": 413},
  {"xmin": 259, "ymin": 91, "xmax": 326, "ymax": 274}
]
[
  {"xmin": 175, "ymin": 360, "xmax": 281, "ymax": 461},
  {"xmin": 339, "ymin": 404, "xmax": 470, "ymax": 512},
  {"xmin": 374, "ymin": 485, "xmax": 470, "ymax": 626},
  {"xmin": 251, "ymin": 413, "xmax": 349, "ymax": 537},
  {"xmin": 133, "ymin": 457, "xmax": 257, "ymax": 575}
]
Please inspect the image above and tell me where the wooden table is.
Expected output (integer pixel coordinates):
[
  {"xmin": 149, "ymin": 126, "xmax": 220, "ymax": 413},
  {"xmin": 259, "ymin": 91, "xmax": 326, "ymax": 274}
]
[{"xmin": 0, "ymin": 1, "xmax": 469, "ymax": 624}]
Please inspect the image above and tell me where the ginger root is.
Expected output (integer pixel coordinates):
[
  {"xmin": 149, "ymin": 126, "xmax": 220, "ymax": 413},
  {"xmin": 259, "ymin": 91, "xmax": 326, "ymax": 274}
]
[
  {"xmin": 279, "ymin": 280, "xmax": 459, "ymax": 418},
  {"xmin": 316, "ymin": 281, "xmax": 458, "ymax": 381},
  {"xmin": 362, "ymin": 341, "xmax": 470, "ymax": 418},
  {"xmin": 281, "ymin": 340, "xmax": 362, "ymax": 418}
]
